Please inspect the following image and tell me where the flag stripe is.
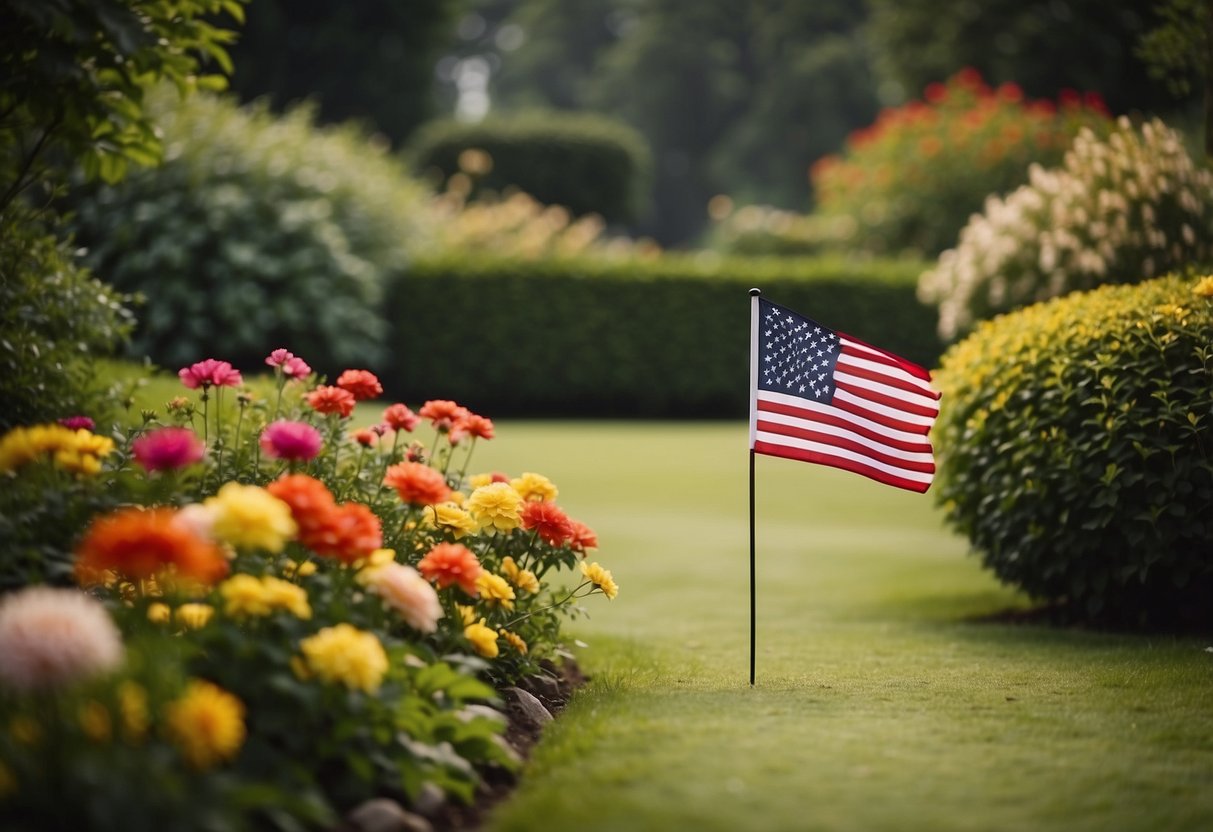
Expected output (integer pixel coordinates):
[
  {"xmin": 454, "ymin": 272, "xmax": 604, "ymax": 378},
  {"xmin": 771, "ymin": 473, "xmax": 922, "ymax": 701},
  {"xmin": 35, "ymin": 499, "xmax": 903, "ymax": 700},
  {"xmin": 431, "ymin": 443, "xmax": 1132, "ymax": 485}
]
[
  {"xmin": 839, "ymin": 334, "xmax": 933, "ymax": 383},
  {"xmin": 756, "ymin": 396, "xmax": 931, "ymax": 453},
  {"xmin": 835, "ymin": 375, "xmax": 941, "ymax": 420},
  {"xmin": 753, "ymin": 439, "xmax": 933, "ymax": 493},
  {"xmin": 756, "ymin": 418, "xmax": 936, "ymax": 473},
  {"xmin": 835, "ymin": 353, "xmax": 940, "ymax": 400},
  {"xmin": 832, "ymin": 388, "xmax": 935, "ymax": 434}
]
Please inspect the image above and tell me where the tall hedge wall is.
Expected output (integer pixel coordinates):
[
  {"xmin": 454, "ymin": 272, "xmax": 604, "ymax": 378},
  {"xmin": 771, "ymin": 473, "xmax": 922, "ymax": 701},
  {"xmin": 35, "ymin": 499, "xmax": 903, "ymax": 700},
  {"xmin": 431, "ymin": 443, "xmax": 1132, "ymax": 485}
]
[{"xmin": 384, "ymin": 255, "xmax": 936, "ymax": 417}]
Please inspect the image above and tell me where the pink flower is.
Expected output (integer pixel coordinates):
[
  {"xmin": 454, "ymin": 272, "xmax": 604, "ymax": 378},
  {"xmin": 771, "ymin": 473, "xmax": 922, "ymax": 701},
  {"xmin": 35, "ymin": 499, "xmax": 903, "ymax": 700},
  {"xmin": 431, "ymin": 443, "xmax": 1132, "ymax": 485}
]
[
  {"xmin": 131, "ymin": 427, "xmax": 206, "ymax": 472},
  {"xmin": 282, "ymin": 356, "xmax": 311, "ymax": 378},
  {"xmin": 365, "ymin": 564, "xmax": 443, "ymax": 633},
  {"xmin": 265, "ymin": 349, "xmax": 293, "ymax": 367},
  {"xmin": 58, "ymin": 416, "xmax": 95, "ymax": 431},
  {"xmin": 178, "ymin": 359, "xmax": 243, "ymax": 390},
  {"xmin": 260, "ymin": 421, "xmax": 323, "ymax": 461},
  {"xmin": 0, "ymin": 587, "xmax": 124, "ymax": 692},
  {"xmin": 383, "ymin": 403, "xmax": 419, "ymax": 433}
]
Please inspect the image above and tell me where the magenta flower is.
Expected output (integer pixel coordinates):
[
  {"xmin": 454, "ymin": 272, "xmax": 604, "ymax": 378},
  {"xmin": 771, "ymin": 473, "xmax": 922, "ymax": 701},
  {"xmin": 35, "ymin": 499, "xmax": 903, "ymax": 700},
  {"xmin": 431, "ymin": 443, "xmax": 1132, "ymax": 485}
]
[
  {"xmin": 131, "ymin": 427, "xmax": 206, "ymax": 472},
  {"xmin": 260, "ymin": 420, "xmax": 323, "ymax": 461},
  {"xmin": 265, "ymin": 349, "xmax": 311, "ymax": 379},
  {"xmin": 178, "ymin": 359, "xmax": 243, "ymax": 390},
  {"xmin": 57, "ymin": 416, "xmax": 95, "ymax": 431}
]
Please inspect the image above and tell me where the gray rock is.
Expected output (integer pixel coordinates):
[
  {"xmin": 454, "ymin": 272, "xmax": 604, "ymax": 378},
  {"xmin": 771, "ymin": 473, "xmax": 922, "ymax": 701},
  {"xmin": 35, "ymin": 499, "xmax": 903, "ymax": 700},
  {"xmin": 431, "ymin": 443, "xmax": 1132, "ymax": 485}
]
[
  {"xmin": 522, "ymin": 672, "xmax": 562, "ymax": 705},
  {"xmin": 345, "ymin": 798, "xmax": 433, "ymax": 832},
  {"xmin": 411, "ymin": 783, "xmax": 446, "ymax": 819},
  {"xmin": 503, "ymin": 685, "xmax": 553, "ymax": 729}
]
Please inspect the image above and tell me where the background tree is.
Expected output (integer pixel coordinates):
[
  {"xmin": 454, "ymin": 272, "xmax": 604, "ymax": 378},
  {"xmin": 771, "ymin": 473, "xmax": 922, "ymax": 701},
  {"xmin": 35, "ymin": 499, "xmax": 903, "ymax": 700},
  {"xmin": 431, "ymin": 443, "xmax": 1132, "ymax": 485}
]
[{"xmin": 1135, "ymin": 0, "xmax": 1213, "ymax": 159}]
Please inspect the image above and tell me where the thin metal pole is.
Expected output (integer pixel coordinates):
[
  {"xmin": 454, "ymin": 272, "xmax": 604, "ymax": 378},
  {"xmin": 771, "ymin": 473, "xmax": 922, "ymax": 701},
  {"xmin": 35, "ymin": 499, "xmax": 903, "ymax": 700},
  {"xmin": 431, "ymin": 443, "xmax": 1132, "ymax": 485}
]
[
  {"xmin": 749, "ymin": 447, "xmax": 756, "ymax": 687},
  {"xmin": 748, "ymin": 287, "xmax": 760, "ymax": 687}
]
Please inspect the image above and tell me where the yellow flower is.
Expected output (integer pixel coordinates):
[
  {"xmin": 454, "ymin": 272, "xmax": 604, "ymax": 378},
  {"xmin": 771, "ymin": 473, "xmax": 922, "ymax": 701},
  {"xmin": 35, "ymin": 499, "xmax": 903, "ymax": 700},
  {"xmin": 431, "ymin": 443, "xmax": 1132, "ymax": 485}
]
[
  {"xmin": 468, "ymin": 473, "xmax": 494, "ymax": 489},
  {"xmin": 164, "ymin": 680, "xmax": 246, "ymax": 770},
  {"xmin": 426, "ymin": 502, "xmax": 478, "ymax": 539},
  {"xmin": 78, "ymin": 700, "xmax": 112, "ymax": 743},
  {"xmin": 499, "ymin": 628, "xmax": 528, "ymax": 655},
  {"xmin": 260, "ymin": 576, "xmax": 311, "ymax": 619},
  {"xmin": 510, "ymin": 471, "xmax": 557, "ymax": 502},
  {"xmin": 147, "ymin": 602, "xmax": 172, "ymax": 625},
  {"xmin": 475, "ymin": 572, "xmax": 516, "ymax": 610},
  {"xmin": 455, "ymin": 603, "xmax": 477, "ymax": 626},
  {"xmin": 299, "ymin": 624, "xmax": 388, "ymax": 694},
  {"xmin": 0, "ymin": 424, "xmax": 113, "ymax": 474},
  {"xmin": 118, "ymin": 681, "xmax": 149, "ymax": 743},
  {"xmin": 466, "ymin": 482, "xmax": 523, "ymax": 533},
  {"xmin": 219, "ymin": 574, "xmax": 271, "ymax": 617},
  {"xmin": 281, "ymin": 559, "xmax": 317, "ymax": 579},
  {"xmin": 500, "ymin": 556, "xmax": 540, "ymax": 594},
  {"xmin": 580, "ymin": 561, "xmax": 619, "ymax": 600},
  {"xmin": 204, "ymin": 483, "xmax": 297, "ymax": 553},
  {"xmin": 354, "ymin": 547, "xmax": 397, "ymax": 583},
  {"xmin": 464, "ymin": 618, "xmax": 499, "ymax": 659},
  {"xmin": 1193, "ymin": 275, "xmax": 1213, "ymax": 297},
  {"xmin": 175, "ymin": 603, "xmax": 214, "ymax": 629}
]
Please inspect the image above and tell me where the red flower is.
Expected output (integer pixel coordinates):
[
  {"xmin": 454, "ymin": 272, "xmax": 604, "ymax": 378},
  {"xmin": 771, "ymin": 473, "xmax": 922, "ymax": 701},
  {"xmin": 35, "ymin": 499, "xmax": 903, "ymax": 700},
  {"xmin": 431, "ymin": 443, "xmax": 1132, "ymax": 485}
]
[
  {"xmin": 352, "ymin": 428, "xmax": 377, "ymax": 447},
  {"xmin": 569, "ymin": 520, "xmax": 599, "ymax": 555},
  {"xmin": 924, "ymin": 82, "xmax": 948, "ymax": 105},
  {"xmin": 267, "ymin": 474, "xmax": 338, "ymax": 532},
  {"xmin": 383, "ymin": 461, "xmax": 450, "ymax": 505},
  {"xmin": 306, "ymin": 385, "xmax": 356, "ymax": 418},
  {"xmin": 58, "ymin": 416, "xmax": 95, "ymax": 431},
  {"xmin": 451, "ymin": 413, "xmax": 495, "ymax": 445},
  {"xmin": 383, "ymin": 403, "xmax": 419, "ymax": 433},
  {"xmin": 520, "ymin": 501, "xmax": 573, "ymax": 546},
  {"xmin": 132, "ymin": 427, "xmax": 206, "ymax": 471},
  {"xmin": 178, "ymin": 359, "xmax": 242, "ymax": 390},
  {"xmin": 302, "ymin": 502, "xmax": 382, "ymax": 564},
  {"xmin": 75, "ymin": 507, "xmax": 229, "ymax": 585},
  {"xmin": 336, "ymin": 369, "xmax": 383, "ymax": 401},
  {"xmin": 417, "ymin": 543, "xmax": 482, "ymax": 595},
  {"xmin": 419, "ymin": 400, "xmax": 469, "ymax": 432}
]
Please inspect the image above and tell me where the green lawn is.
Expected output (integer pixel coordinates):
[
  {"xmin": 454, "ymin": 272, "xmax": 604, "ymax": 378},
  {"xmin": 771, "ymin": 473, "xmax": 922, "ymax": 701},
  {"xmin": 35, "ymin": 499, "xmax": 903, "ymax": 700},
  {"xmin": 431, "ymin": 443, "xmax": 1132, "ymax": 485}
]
[{"xmin": 469, "ymin": 421, "xmax": 1213, "ymax": 832}]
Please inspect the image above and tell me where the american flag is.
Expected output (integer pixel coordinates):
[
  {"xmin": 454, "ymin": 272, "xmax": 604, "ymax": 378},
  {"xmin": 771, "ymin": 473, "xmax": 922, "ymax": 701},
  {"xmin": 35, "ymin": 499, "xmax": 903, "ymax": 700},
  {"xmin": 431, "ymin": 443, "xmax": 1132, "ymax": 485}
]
[{"xmin": 749, "ymin": 296, "xmax": 940, "ymax": 493}]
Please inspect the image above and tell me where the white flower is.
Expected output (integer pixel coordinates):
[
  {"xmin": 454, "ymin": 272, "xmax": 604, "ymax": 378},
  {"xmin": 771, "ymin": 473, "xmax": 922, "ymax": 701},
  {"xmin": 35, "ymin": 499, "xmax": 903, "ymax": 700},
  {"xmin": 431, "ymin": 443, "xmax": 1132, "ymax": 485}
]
[{"xmin": 0, "ymin": 587, "xmax": 124, "ymax": 691}]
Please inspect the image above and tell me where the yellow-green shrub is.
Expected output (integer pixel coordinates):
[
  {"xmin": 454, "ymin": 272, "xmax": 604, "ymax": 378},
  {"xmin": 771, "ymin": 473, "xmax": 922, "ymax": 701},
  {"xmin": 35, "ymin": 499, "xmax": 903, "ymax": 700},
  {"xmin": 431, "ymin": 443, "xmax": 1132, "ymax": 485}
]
[{"xmin": 933, "ymin": 273, "xmax": 1213, "ymax": 625}]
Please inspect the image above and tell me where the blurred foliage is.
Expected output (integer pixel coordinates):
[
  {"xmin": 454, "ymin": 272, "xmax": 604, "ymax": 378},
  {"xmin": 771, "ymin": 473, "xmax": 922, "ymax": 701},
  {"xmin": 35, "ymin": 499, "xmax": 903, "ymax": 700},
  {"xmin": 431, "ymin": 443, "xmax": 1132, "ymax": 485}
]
[
  {"xmin": 481, "ymin": 0, "xmax": 877, "ymax": 245},
  {"xmin": 704, "ymin": 202, "xmax": 857, "ymax": 257},
  {"xmin": 934, "ymin": 273, "xmax": 1213, "ymax": 626},
  {"xmin": 920, "ymin": 117, "xmax": 1213, "ymax": 340},
  {"xmin": 224, "ymin": 0, "xmax": 462, "ymax": 146},
  {"xmin": 866, "ymin": 0, "xmax": 1173, "ymax": 115},
  {"xmin": 0, "ymin": 208, "xmax": 134, "ymax": 433},
  {"xmin": 384, "ymin": 254, "xmax": 935, "ymax": 417},
  {"xmin": 65, "ymin": 89, "xmax": 431, "ymax": 375},
  {"xmin": 812, "ymin": 68, "xmax": 1112, "ymax": 258},
  {"xmin": 408, "ymin": 112, "xmax": 651, "ymax": 223},
  {"xmin": 1134, "ymin": 0, "xmax": 1212, "ymax": 158}
]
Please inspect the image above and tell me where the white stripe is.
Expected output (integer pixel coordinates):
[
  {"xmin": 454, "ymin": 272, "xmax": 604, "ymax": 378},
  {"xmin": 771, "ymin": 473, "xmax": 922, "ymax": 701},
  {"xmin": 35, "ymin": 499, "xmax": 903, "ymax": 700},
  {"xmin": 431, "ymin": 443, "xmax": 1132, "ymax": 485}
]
[
  {"xmin": 836, "ymin": 352, "xmax": 939, "ymax": 399},
  {"xmin": 756, "ymin": 391, "xmax": 931, "ymax": 448},
  {"xmin": 835, "ymin": 369, "xmax": 941, "ymax": 415},
  {"xmin": 755, "ymin": 430, "xmax": 934, "ymax": 486},
  {"xmin": 833, "ymin": 388, "xmax": 937, "ymax": 430},
  {"xmin": 756, "ymin": 411, "xmax": 934, "ymax": 464}
]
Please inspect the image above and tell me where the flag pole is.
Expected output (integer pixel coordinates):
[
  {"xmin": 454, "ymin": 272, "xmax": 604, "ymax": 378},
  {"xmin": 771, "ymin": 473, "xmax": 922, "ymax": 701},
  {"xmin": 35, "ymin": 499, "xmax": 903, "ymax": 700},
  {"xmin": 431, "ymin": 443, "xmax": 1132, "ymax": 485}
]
[{"xmin": 748, "ymin": 287, "xmax": 761, "ymax": 687}]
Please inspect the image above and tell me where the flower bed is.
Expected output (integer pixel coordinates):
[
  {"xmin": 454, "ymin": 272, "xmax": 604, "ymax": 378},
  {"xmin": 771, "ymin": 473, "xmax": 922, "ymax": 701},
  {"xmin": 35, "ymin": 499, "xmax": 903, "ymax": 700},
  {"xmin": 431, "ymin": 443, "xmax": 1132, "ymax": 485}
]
[{"xmin": 0, "ymin": 351, "xmax": 617, "ymax": 830}]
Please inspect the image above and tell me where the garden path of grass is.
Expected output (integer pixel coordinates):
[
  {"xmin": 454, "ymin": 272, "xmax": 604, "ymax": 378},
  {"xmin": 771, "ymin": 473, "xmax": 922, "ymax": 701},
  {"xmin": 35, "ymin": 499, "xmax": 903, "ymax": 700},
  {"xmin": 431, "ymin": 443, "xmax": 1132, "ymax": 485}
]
[{"xmin": 471, "ymin": 421, "xmax": 1213, "ymax": 832}]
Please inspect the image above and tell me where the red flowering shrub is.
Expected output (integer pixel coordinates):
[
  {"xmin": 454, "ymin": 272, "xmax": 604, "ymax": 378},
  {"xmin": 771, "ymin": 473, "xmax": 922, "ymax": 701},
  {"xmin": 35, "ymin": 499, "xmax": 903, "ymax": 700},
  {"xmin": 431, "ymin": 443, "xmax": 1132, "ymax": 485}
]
[{"xmin": 811, "ymin": 68, "xmax": 1111, "ymax": 256}]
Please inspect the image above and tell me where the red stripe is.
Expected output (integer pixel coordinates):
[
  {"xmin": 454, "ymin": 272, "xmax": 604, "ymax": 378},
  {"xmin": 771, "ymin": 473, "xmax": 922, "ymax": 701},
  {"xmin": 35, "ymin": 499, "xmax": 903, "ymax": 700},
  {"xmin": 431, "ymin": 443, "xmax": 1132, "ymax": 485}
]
[
  {"xmin": 755, "ymin": 400, "xmax": 932, "ymax": 454},
  {"xmin": 754, "ymin": 441, "xmax": 932, "ymax": 493},
  {"xmin": 835, "ymin": 360, "xmax": 939, "ymax": 400},
  {"xmin": 840, "ymin": 336, "xmax": 932, "ymax": 382},
  {"xmin": 831, "ymin": 393, "xmax": 932, "ymax": 436},
  {"xmin": 756, "ymin": 419, "xmax": 936, "ymax": 474},
  {"xmin": 836, "ymin": 379, "xmax": 940, "ymax": 420}
]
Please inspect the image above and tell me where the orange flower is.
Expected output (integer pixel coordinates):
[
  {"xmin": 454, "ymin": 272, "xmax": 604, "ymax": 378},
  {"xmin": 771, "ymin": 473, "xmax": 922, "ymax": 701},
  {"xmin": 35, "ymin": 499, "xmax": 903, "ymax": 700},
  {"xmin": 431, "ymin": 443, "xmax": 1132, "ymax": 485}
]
[
  {"xmin": 382, "ymin": 403, "xmax": 419, "ymax": 432},
  {"xmin": 75, "ymin": 507, "xmax": 229, "ymax": 586},
  {"xmin": 352, "ymin": 428, "xmax": 377, "ymax": 447},
  {"xmin": 306, "ymin": 385, "xmax": 356, "ymax": 418},
  {"xmin": 301, "ymin": 503, "xmax": 382, "ymax": 564},
  {"xmin": 383, "ymin": 461, "xmax": 450, "ymax": 506},
  {"xmin": 335, "ymin": 369, "xmax": 383, "ymax": 401},
  {"xmin": 417, "ymin": 543, "xmax": 482, "ymax": 596},
  {"xmin": 520, "ymin": 501, "xmax": 573, "ymax": 546},
  {"xmin": 451, "ymin": 413, "xmax": 495, "ymax": 444},
  {"xmin": 569, "ymin": 520, "xmax": 599, "ymax": 555},
  {"xmin": 267, "ymin": 475, "xmax": 337, "ymax": 529},
  {"xmin": 418, "ymin": 400, "xmax": 468, "ymax": 432}
]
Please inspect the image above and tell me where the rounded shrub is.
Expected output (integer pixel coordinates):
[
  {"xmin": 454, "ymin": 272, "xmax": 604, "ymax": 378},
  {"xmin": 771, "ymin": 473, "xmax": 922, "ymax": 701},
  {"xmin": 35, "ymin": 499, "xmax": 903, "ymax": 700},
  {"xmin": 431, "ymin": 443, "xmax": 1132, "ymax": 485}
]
[
  {"xmin": 920, "ymin": 117, "xmax": 1213, "ymax": 341},
  {"xmin": 933, "ymin": 273, "xmax": 1213, "ymax": 626},
  {"xmin": 407, "ymin": 112, "xmax": 652, "ymax": 224},
  {"xmin": 811, "ymin": 68, "xmax": 1109, "ymax": 258},
  {"xmin": 66, "ymin": 88, "xmax": 431, "ymax": 374}
]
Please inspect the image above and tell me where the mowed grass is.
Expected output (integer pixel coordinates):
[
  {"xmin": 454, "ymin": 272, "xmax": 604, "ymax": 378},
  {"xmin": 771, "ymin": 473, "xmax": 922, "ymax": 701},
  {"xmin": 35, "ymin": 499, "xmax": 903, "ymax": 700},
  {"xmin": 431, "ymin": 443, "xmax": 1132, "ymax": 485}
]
[{"xmin": 469, "ymin": 421, "xmax": 1213, "ymax": 832}]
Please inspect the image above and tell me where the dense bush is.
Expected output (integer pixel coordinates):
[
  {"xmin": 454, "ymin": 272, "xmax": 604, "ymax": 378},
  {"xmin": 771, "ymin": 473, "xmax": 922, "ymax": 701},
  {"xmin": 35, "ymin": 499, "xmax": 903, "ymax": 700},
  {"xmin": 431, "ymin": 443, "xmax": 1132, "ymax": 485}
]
[
  {"xmin": 705, "ymin": 201, "xmax": 856, "ymax": 256},
  {"xmin": 0, "ymin": 210, "xmax": 133, "ymax": 432},
  {"xmin": 933, "ymin": 273, "xmax": 1213, "ymax": 626},
  {"xmin": 920, "ymin": 117, "xmax": 1213, "ymax": 340},
  {"xmin": 407, "ymin": 113, "xmax": 651, "ymax": 224},
  {"xmin": 383, "ymin": 254, "xmax": 935, "ymax": 417},
  {"xmin": 66, "ymin": 88, "xmax": 431, "ymax": 375},
  {"xmin": 811, "ymin": 68, "xmax": 1110, "ymax": 258}
]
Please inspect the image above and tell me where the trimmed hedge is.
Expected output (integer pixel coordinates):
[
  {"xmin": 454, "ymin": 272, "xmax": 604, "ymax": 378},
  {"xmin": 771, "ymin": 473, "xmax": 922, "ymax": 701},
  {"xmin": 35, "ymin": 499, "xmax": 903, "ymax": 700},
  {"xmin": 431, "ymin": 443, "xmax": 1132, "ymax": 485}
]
[
  {"xmin": 384, "ymin": 254, "xmax": 936, "ymax": 417},
  {"xmin": 407, "ymin": 113, "xmax": 651, "ymax": 224},
  {"xmin": 934, "ymin": 273, "xmax": 1213, "ymax": 626}
]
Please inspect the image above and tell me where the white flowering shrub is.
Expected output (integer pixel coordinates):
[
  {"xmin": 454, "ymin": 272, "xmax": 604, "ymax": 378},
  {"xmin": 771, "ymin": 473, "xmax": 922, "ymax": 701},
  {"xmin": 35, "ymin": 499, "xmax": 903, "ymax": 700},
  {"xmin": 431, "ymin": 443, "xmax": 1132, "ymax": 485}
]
[{"xmin": 918, "ymin": 117, "xmax": 1213, "ymax": 340}]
